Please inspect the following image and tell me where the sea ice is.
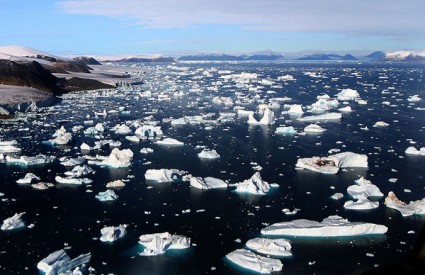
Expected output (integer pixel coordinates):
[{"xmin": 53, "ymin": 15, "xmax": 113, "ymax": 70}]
[
  {"xmin": 226, "ymin": 249, "xmax": 283, "ymax": 273},
  {"xmin": 100, "ymin": 225, "xmax": 127, "ymax": 242},
  {"xmin": 64, "ymin": 165, "xmax": 94, "ymax": 178},
  {"xmin": 60, "ymin": 157, "xmax": 85, "ymax": 167},
  {"xmin": 344, "ymin": 197, "xmax": 379, "ymax": 210},
  {"xmin": 140, "ymin": 148, "xmax": 154, "ymax": 154},
  {"xmin": 156, "ymin": 138, "xmax": 184, "ymax": 146},
  {"xmin": 373, "ymin": 121, "xmax": 389, "ymax": 127},
  {"xmin": 1, "ymin": 212, "xmax": 25, "ymax": 230},
  {"xmin": 384, "ymin": 191, "xmax": 425, "ymax": 216},
  {"xmin": 5, "ymin": 155, "xmax": 55, "ymax": 165},
  {"xmin": 407, "ymin": 95, "xmax": 421, "ymax": 102},
  {"xmin": 47, "ymin": 127, "xmax": 72, "ymax": 145},
  {"xmin": 245, "ymin": 238, "xmax": 292, "ymax": 257},
  {"xmin": 55, "ymin": 176, "xmax": 92, "ymax": 185},
  {"xmin": 16, "ymin": 173, "xmax": 40, "ymax": 184},
  {"xmin": 0, "ymin": 142, "xmax": 21, "ymax": 153},
  {"xmin": 145, "ymin": 169, "xmax": 187, "ymax": 183},
  {"xmin": 233, "ymin": 172, "xmax": 271, "ymax": 195},
  {"xmin": 298, "ymin": 112, "xmax": 342, "ymax": 122},
  {"xmin": 338, "ymin": 106, "xmax": 352, "ymax": 112},
  {"xmin": 405, "ymin": 146, "xmax": 425, "ymax": 156},
  {"xmin": 304, "ymin": 124, "xmax": 326, "ymax": 133},
  {"xmin": 347, "ymin": 177, "xmax": 383, "ymax": 199},
  {"xmin": 286, "ymin": 104, "xmax": 304, "ymax": 115},
  {"xmin": 190, "ymin": 177, "xmax": 228, "ymax": 190},
  {"xmin": 95, "ymin": 189, "xmax": 118, "ymax": 202},
  {"xmin": 261, "ymin": 215, "xmax": 387, "ymax": 237},
  {"xmin": 138, "ymin": 232, "xmax": 191, "ymax": 256},
  {"xmin": 198, "ymin": 149, "xmax": 220, "ymax": 159},
  {"xmin": 248, "ymin": 107, "xmax": 274, "ymax": 125},
  {"xmin": 336, "ymin": 88, "xmax": 360, "ymax": 101},
  {"xmin": 106, "ymin": 180, "xmax": 126, "ymax": 188},
  {"xmin": 37, "ymin": 249, "xmax": 91, "ymax": 275},
  {"xmin": 89, "ymin": 148, "xmax": 133, "ymax": 168},
  {"xmin": 275, "ymin": 126, "xmax": 296, "ymax": 135}
]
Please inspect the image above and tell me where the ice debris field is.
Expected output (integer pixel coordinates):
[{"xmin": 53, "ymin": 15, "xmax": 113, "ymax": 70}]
[{"xmin": 0, "ymin": 62, "xmax": 424, "ymax": 274}]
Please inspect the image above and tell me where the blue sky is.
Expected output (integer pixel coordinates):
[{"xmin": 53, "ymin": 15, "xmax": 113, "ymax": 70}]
[{"xmin": 1, "ymin": 0, "xmax": 424, "ymax": 55}]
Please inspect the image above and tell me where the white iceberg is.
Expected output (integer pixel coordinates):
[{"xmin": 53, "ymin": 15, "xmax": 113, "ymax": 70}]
[
  {"xmin": 190, "ymin": 177, "xmax": 228, "ymax": 190},
  {"xmin": 338, "ymin": 106, "xmax": 352, "ymax": 112},
  {"xmin": 16, "ymin": 173, "xmax": 40, "ymax": 184},
  {"xmin": 55, "ymin": 176, "xmax": 92, "ymax": 185},
  {"xmin": 286, "ymin": 104, "xmax": 304, "ymax": 115},
  {"xmin": 405, "ymin": 146, "xmax": 425, "ymax": 156},
  {"xmin": 140, "ymin": 148, "xmax": 154, "ymax": 154},
  {"xmin": 89, "ymin": 148, "xmax": 133, "ymax": 168},
  {"xmin": 198, "ymin": 149, "xmax": 220, "ymax": 159},
  {"xmin": 1, "ymin": 212, "xmax": 25, "ymax": 230},
  {"xmin": 112, "ymin": 124, "xmax": 132, "ymax": 135},
  {"xmin": 344, "ymin": 197, "xmax": 379, "ymax": 210},
  {"xmin": 145, "ymin": 169, "xmax": 187, "ymax": 183},
  {"xmin": 304, "ymin": 124, "xmax": 326, "ymax": 133},
  {"xmin": 296, "ymin": 152, "xmax": 368, "ymax": 174},
  {"xmin": 156, "ymin": 138, "xmax": 184, "ymax": 146},
  {"xmin": 135, "ymin": 125, "xmax": 163, "ymax": 138},
  {"xmin": 100, "ymin": 225, "xmax": 127, "ymax": 242},
  {"xmin": 226, "ymin": 249, "xmax": 283, "ymax": 273},
  {"xmin": 245, "ymin": 238, "xmax": 292, "ymax": 257},
  {"xmin": 138, "ymin": 232, "xmax": 191, "ymax": 256},
  {"xmin": 407, "ymin": 95, "xmax": 421, "ymax": 102},
  {"xmin": 5, "ymin": 155, "xmax": 55, "ymax": 166},
  {"xmin": 234, "ymin": 172, "xmax": 271, "ymax": 195},
  {"xmin": 47, "ymin": 127, "xmax": 72, "ymax": 145},
  {"xmin": 0, "ymin": 142, "xmax": 21, "ymax": 154},
  {"xmin": 261, "ymin": 215, "xmax": 387, "ymax": 237},
  {"xmin": 336, "ymin": 88, "xmax": 360, "ymax": 101},
  {"xmin": 298, "ymin": 112, "xmax": 342, "ymax": 122},
  {"xmin": 37, "ymin": 249, "xmax": 91, "ymax": 275},
  {"xmin": 64, "ymin": 165, "xmax": 94, "ymax": 178},
  {"xmin": 95, "ymin": 189, "xmax": 119, "ymax": 202},
  {"xmin": 384, "ymin": 191, "xmax": 425, "ymax": 217},
  {"xmin": 275, "ymin": 126, "xmax": 296, "ymax": 135},
  {"xmin": 347, "ymin": 177, "xmax": 383, "ymax": 199},
  {"xmin": 248, "ymin": 108, "xmax": 274, "ymax": 125},
  {"xmin": 106, "ymin": 180, "xmax": 126, "ymax": 188},
  {"xmin": 373, "ymin": 121, "xmax": 389, "ymax": 127},
  {"xmin": 60, "ymin": 157, "xmax": 85, "ymax": 167}
]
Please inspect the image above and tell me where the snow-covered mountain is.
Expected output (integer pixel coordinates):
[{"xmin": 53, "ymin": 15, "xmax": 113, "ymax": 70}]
[
  {"xmin": 178, "ymin": 51, "xmax": 283, "ymax": 61},
  {"xmin": 0, "ymin": 45, "xmax": 63, "ymax": 62},
  {"xmin": 384, "ymin": 50, "xmax": 425, "ymax": 62}
]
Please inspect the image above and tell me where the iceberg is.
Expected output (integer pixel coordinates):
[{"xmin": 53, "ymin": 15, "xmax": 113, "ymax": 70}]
[
  {"xmin": 336, "ymin": 88, "xmax": 360, "ymax": 101},
  {"xmin": 100, "ymin": 225, "xmax": 127, "ymax": 242},
  {"xmin": 373, "ymin": 121, "xmax": 389, "ymax": 127},
  {"xmin": 112, "ymin": 124, "xmax": 132, "ymax": 135},
  {"xmin": 140, "ymin": 148, "xmax": 154, "ymax": 154},
  {"xmin": 80, "ymin": 143, "xmax": 92, "ymax": 151},
  {"xmin": 338, "ymin": 106, "xmax": 352, "ymax": 112},
  {"xmin": 95, "ymin": 189, "xmax": 119, "ymax": 202},
  {"xmin": 405, "ymin": 146, "xmax": 425, "ymax": 156},
  {"xmin": 275, "ymin": 126, "xmax": 296, "ymax": 135},
  {"xmin": 286, "ymin": 104, "xmax": 304, "ymax": 115},
  {"xmin": 138, "ymin": 232, "xmax": 191, "ymax": 256},
  {"xmin": 16, "ymin": 173, "xmax": 40, "ymax": 184},
  {"xmin": 347, "ymin": 177, "xmax": 383, "ymax": 199},
  {"xmin": 5, "ymin": 155, "xmax": 55, "ymax": 166},
  {"xmin": 145, "ymin": 169, "xmax": 187, "ymax": 183},
  {"xmin": 248, "ymin": 108, "xmax": 274, "ymax": 125},
  {"xmin": 384, "ymin": 191, "xmax": 425, "ymax": 217},
  {"xmin": 261, "ymin": 215, "xmax": 387, "ymax": 237},
  {"xmin": 304, "ymin": 124, "xmax": 326, "ymax": 133},
  {"xmin": 47, "ymin": 126, "xmax": 72, "ymax": 145},
  {"xmin": 1, "ymin": 212, "xmax": 25, "ymax": 230},
  {"xmin": 32, "ymin": 182, "xmax": 55, "ymax": 190},
  {"xmin": 190, "ymin": 177, "xmax": 228, "ymax": 190},
  {"xmin": 237, "ymin": 110, "xmax": 254, "ymax": 117},
  {"xmin": 233, "ymin": 172, "xmax": 271, "ymax": 195},
  {"xmin": 37, "ymin": 249, "xmax": 91, "ymax": 275},
  {"xmin": 60, "ymin": 157, "xmax": 85, "ymax": 167},
  {"xmin": 106, "ymin": 180, "xmax": 126, "ymax": 188},
  {"xmin": 226, "ymin": 249, "xmax": 283, "ymax": 273},
  {"xmin": 407, "ymin": 95, "xmax": 421, "ymax": 102},
  {"xmin": 0, "ymin": 142, "xmax": 21, "ymax": 154},
  {"xmin": 135, "ymin": 125, "xmax": 163, "ymax": 138},
  {"xmin": 245, "ymin": 238, "xmax": 292, "ymax": 257},
  {"xmin": 198, "ymin": 149, "xmax": 220, "ymax": 159},
  {"xmin": 298, "ymin": 112, "xmax": 342, "ymax": 122},
  {"xmin": 296, "ymin": 152, "xmax": 368, "ymax": 174},
  {"xmin": 156, "ymin": 138, "xmax": 184, "ymax": 146},
  {"xmin": 55, "ymin": 176, "xmax": 92, "ymax": 185},
  {"xmin": 89, "ymin": 148, "xmax": 133, "ymax": 168},
  {"xmin": 344, "ymin": 197, "xmax": 379, "ymax": 210},
  {"xmin": 64, "ymin": 165, "xmax": 94, "ymax": 178}
]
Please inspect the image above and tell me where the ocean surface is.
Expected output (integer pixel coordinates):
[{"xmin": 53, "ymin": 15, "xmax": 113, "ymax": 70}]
[{"xmin": 0, "ymin": 61, "xmax": 425, "ymax": 274}]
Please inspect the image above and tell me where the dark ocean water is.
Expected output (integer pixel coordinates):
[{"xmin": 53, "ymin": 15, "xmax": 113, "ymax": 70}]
[{"xmin": 0, "ymin": 62, "xmax": 425, "ymax": 274}]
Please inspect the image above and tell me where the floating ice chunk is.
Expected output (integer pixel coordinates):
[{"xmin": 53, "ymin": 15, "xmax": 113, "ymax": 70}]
[
  {"xmin": 37, "ymin": 249, "xmax": 91, "ymax": 275},
  {"xmin": 248, "ymin": 108, "xmax": 274, "ymax": 125},
  {"xmin": 145, "ymin": 169, "xmax": 187, "ymax": 183},
  {"xmin": 384, "ymin": 191, "xmax": 425, "ymax": 216},
  {"xmin": 140, "ymin": 148, "xmax": 154, "ymax": 154},
  {"xmin": 100, "ymin": 225, "xmax": 127, "ymax": 242},
  {"xmin": 47, "ymin": 127, "xmax": 72, "ymax": 145},
  {"xmin": 5, "ymin": 155, "xmax": 55, "ymax": 165},
  {"xmin": 234, "ymin": 172, "xmax": 271, "ymax": 195},
  {"xmin": 0, "ymin": 141, "xmax": 21, "ymax": 153},
  {"xmin": 237, "ymin": 110, "xmax": 255, "ymax": 117},
  {"xmin": 331, "ymin": 193, "xmax": 344, "ymax": 200},
  {"xmin": 80, "ymin": 143, "xmax": 92, "ymax": 151},
  {"xmin": 407, "ymin": 95, "xmax": 421, "ymax": 102},
  {"xmin": 89, "ymin": 148, "xmax": 133, "ymax": 168},
  {"xmin": 298, "ymin": 112, "xmax": 342, "ymax": 122},
  {"xmin": 60, "ymin": 157, "xmax": 85, "ymax": 167},
  {"xmin": 286, "ymin": 104, "xmax": 304, "ymax": 115},
  {"xmin": 138, "ymin": 232, "xmax": 191, "ymax": 256},
  {"xmin": 338, "ymin": 106, "xmax": 352, "ymax": 112},
  {"xmin": 112, "ymin": 124, "xmax": 132, "ymax": 135},
  {"xmin": 135, "ymin": 125, "xmax": 163, "ymax": 138},
  {"xmin": 304, "ymin": 124, "xmax": 326, "ymax": 133},
  {"xmin": 190, "ymin": 177, "xmax": 228, "ymax": 190},
  {"xmin": 278, "ymin": 74, "xmax": 296, "ymax": 81},
  {"xmin": 32, "ymin": 182, "xmax": 55, "ymax": 190},
  {"xmin": 282, "ymin": 208, "xmax": 300, "ymax": 215},
  {"xmin": 156, "ymin": 138, "xmax": 184, "ymax": 146},
  {"xmin": 0, "ymin": 106, "xmax": 10, "ymax": 116},
  {"xmin": 261, "ymin": 215, "xmax": 387, "ymax": 237},
  {"xmin": 296, "ymin": 157, "xmax": 339, "ymax": 174},
  {"xmin": 198, "ymin": 149, "xmax": 220, "ymax": 159},
  {"xmin": 405, "ymin": 146, "xmax": 425, "ymax": 156},
  {"xmin": 333, "ymin": 152, "xmax": 368, "ymax": 168},
  {"xmin": 311, "ymin": 98, "xmax": 339, "ymax": 113},
  {"xmin": 336, "ymin": 88, "xmax": 360, "ymax": 101},
  {"xmin": 226, "ymin": 249, "xmax": 283, "ymax": 273},
  {"xmin": 94, "ymin": 123, "xmax": 105, "ymax": 132},
  {"xmin": 275, "ymin": 126, "xmax": 296, "ymax": 135},
  {"xmin": 373, "ymin": 121, "xmax": 389, "ymax": 127},
  {"xmin": 347, "ymin": 177, "xmax": 383, "ymax": 199},
  {"xmin": 95, "ymin": 189, "xmax": 118, "ymax": 202},
  {"xmin": 64, "ymin": 165, "xmax": 94, "ymax": 178},
  {"xmin": 1, "ymin": 212, "xmax": 25, "ymax": 230},
  {"xmin": 125, "ymin": 136, "xmax": 140, "ymax": 143},
  {"xmin": 344, "ymin": 197, "xmax": 379, "ymax": 210},
  {"xmin": 16, "ymin": 173, "xmax": 40, "ymax": 184},
  {"xmin": 106, "ymin": 180, "xmax": 126, "ymax": 188},
  {"xmin": 55, "ymin": 176, "xmax": 92, "ymax": 185},
  {"xmin": 246, "ymin": 238, "xmax": 292, "ymax": 257}
]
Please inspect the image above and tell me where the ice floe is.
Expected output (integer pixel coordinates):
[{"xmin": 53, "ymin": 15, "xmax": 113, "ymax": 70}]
[
  {"xmin": 37, "ymin": 249, "xmax": 91, "ymax": 275},
  {"xmin": 384, "ymin": 191, "xmax": 425, "ymax": 216},
  {"xmin": 106, "ymin": 180, "xmax": 126, "ymax": 188},
  {"xmin": 405, "ymin": 146, "xmax": 425, "ymax": 156},
  {"xmin": 145, "ymin": 169, "xmax": 188, "ymax": 183},
  {"xmin": 347, "ymin": 177, "xmax": 383, "ymax": 199},
  {"xmin": 245, "ymin": 238, "xmax": 292, "ymax": 257},
  {"xmin": 336, "ymin": 88, "xmax": 360, "ymax": 101},
  {"xmin": 226, "ymin": 248, "xmax": 283, "ymax": 273},
  {"xmin": 156, "ymin": 138, "xmax": 184, "ymax": 146},
  {"xmin": 304, "ymin": 124, "xmax": 326, "ymax": 134},
  {"xmin": 233, "ymin": 172, "xmax": 272, "ymax": 195},
  {"xmin": 296, "ymin": 152, "xmax": 368, "ymax": 174},
  {"xmin": 88, "ymin": 148, "xmax": 133, "ymax": 168},
  {"xmin": 198, "ymin": 149, "xmax": 220, "ymax": 159},
  {"xmin": 100, "ymin": 225, "xmax": 127, "ymax": 242},
  {"xmin": 248, "ymin": 107, "xmax": 274, "ymax": 125},
  {"xmin": 190, "ymin": 177, "xmax": 228, "ymax": 190},
  {"xmin": 261, "ymin": 215, "xmax": 387, "ymax": 237},
  {"xmin": 1, "ymin": 212, "xmax": 25, "ymax": 230},
  {"xmin": 138, "ymin": 232, "xmax": 191, "ymax": 256},
  {"xmin": 16, "ymin": 173, "xmax": 40, "ymax": 184},
  {"xmin": 275, "ymin": 126, "xmax": 296, "ymax": 135},
  {"xmin": 95, "ymin": 189, "xmax": 119, "ymax": 202},
  {"xmin": 298, "ymin": 112, "xmax": 342, "ymax": 122}
]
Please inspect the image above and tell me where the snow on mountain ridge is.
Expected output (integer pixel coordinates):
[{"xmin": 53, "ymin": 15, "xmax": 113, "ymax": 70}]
[
  {"xmin": 385, "ymin": 50, "xmax": 425, "ymax": 61},
  {"xmin": 0, "ymin": 45, "xmax": 62, "ymax": 60}
]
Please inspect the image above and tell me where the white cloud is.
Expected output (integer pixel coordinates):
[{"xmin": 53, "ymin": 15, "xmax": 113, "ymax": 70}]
[{"xmin": 58, "ymin": 0, "xmax": 425, "ymax": 37}]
